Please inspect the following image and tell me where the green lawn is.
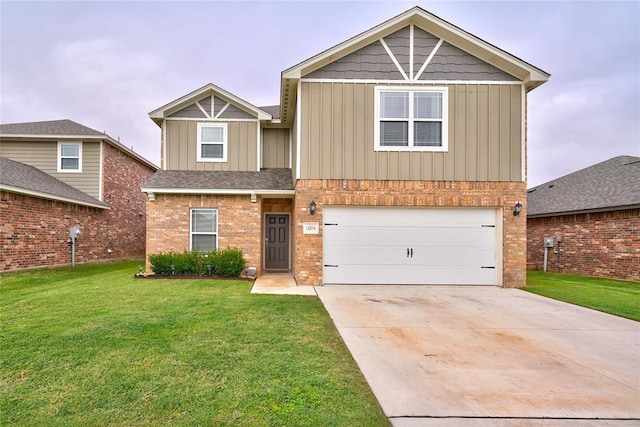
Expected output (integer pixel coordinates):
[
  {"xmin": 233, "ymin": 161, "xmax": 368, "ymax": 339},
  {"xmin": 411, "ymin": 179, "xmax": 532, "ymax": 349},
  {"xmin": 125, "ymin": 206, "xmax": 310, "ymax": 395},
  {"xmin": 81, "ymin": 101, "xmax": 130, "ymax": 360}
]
[
  {"xmin": 524, "ymin": 271, "xmax": 640, "ymax": 321},
  {"xmin": 0, "ymin": 261, "xmax": 389, "ymax": 426}
]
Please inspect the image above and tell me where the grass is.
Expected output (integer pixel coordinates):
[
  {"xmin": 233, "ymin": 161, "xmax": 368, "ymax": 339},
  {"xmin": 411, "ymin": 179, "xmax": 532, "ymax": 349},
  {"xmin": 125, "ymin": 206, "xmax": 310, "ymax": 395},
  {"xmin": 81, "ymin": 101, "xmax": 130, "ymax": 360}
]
[
  {"xmin": 524, "ymin": 271, "xmax": 640, "ymax": 321},
  {"xmin": 0, "ymin": 261, "xmax": 389, "ymax": 426}
]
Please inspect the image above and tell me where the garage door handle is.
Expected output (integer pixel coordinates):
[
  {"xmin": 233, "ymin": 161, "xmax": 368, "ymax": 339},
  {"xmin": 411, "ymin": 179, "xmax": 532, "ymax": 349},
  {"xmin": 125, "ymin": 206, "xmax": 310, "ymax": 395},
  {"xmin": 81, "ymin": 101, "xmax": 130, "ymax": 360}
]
[
  {"xmin": 407, "ymin": 248, "xmax": 410, "ymax": 258},
  {"xmin": 410, "ymin": 248, "xmax": 413, "ymax": 258}
]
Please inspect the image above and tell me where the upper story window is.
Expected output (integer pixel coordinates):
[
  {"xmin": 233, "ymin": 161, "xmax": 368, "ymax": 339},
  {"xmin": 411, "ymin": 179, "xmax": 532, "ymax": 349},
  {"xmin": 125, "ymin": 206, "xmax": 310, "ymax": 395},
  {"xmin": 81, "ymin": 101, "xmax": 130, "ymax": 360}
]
[
  {"xmin": 197, "ymin": 123, "xmax": 227, "ymax": 162},
  {"xmin": 57, "ymin": 142, "xmax": 82, "ymax": 172},
  {"xmin": 374, "ymin": 87, "xmax": 448, "ymax": 152},
  {"xmin": 190, "ymin": 208, "xmax": 218, "ymax": 252}
]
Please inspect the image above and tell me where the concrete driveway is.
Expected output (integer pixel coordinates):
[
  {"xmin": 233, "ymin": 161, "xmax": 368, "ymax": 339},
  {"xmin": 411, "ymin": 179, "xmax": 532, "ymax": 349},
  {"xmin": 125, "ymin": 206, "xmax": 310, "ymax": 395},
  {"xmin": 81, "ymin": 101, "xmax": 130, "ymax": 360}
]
[{"xmin": 315, "ymin": 286, "xmax": 640, "ymax": 426}]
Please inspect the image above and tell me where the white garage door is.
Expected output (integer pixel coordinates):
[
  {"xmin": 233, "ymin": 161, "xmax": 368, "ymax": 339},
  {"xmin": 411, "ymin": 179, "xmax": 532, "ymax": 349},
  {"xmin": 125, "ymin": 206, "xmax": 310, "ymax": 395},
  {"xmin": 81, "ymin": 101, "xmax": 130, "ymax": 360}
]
[{"xmin": 323, "ymin": 207, "xmax": 499, "ymax": 285}]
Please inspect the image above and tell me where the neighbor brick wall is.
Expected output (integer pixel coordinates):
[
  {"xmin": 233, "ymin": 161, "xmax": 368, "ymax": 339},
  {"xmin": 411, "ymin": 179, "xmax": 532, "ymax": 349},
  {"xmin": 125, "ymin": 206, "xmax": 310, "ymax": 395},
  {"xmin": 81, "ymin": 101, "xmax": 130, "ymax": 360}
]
[
  {"xmin": 1, "ymin": 191, "xmax": 107, "ymax": 270},
  {"xmin": 146, "ymin": 194, "xmax": 262, "ymax": 274},
  {"xmin": 293, "ymin": 180, "xmax": 527, "ymax": 287},
  {"xmin": 527, "ymin": 209, "xmax": 640, "ymax": 282}
]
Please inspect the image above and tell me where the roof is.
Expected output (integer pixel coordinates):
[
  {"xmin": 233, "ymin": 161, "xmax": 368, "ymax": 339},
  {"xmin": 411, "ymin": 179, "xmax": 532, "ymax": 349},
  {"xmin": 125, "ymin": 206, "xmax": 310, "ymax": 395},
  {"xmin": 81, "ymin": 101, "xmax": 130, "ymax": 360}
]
[
  {"xmin": 258, "ymin": 105, "xmax": 281, "ymax": 120},
  {"xmin": 0, "ymin": 119, "xmax": 158, "ymax": 170},
  {"xmin": 279, "ymin": 6, "xmax": 550, "ymax": 124},
  {"xmin": 0, "ymin": 157, "xmax": 109, "ymax": 209},
  {"xmin": 527, "ymin": 156, "xmax": 640, "ymax": 217},
  {"xmin": 141, "ymin": 168, "xmax": 294, "ymax": 195},
  {"xmin": 148, "ymin": 83, "xmax": 273, "ymax": 126}
]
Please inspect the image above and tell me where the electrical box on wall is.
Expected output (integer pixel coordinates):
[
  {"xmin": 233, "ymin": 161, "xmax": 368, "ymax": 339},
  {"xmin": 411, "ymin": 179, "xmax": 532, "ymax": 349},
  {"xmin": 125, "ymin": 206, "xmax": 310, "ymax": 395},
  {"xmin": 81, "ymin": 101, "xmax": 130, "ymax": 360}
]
[{"xmin": 543, "ymin": 237, "xmax": 554, "ymax": 248}]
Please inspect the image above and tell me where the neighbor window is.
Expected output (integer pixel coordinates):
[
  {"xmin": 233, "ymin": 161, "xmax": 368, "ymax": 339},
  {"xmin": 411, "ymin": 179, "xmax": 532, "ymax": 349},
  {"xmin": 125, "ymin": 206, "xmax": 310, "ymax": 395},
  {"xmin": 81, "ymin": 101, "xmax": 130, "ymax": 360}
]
[
  {"xmin": 190, "ymin": 209, "xmax": 218, "ymax": 252},
  {"xmin": 57, "ymin": 142, "xmax": 82, "ymax": 172},
  {"xmin": 197, "ymin": 123, "xmax": 227, "ymax": 162},
  {"xmin": 375, "ymin": 87, "xmax": 448, "ymax": 151}
]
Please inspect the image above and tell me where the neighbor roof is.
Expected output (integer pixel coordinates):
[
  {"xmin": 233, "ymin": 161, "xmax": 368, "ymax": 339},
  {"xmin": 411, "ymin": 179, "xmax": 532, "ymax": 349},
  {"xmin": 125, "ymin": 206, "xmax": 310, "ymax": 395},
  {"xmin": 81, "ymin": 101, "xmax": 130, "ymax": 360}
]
[
  {"xmin": 0, "ymin": 119, "xmax": 158, "ymax": 170},
  {"xmin": 527, "ymin": 156, "xmax": 640, "ymax": 217},
  {"xmin": 141, "ymin": 168, "xmax": 294, "ymax": 195},
  {"xmin": 0, "ymin": 157, "xmax": 108, "ymax": 209}
]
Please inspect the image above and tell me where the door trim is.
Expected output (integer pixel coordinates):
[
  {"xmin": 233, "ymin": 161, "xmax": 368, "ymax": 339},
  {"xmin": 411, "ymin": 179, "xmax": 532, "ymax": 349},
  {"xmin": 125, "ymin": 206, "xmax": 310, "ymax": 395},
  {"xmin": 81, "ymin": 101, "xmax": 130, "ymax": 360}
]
[{"xmin": 263, "ymin": 212, "xmax": 291, "ymax": 271}]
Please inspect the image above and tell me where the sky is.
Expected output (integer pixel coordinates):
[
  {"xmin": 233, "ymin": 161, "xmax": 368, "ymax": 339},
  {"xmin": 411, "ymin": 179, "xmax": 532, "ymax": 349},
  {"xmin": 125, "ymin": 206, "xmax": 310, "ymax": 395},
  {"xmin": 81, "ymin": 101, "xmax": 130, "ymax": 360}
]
[{"xmin": 1, "ymin": 0, "xmax": 638, "ymax": 187}]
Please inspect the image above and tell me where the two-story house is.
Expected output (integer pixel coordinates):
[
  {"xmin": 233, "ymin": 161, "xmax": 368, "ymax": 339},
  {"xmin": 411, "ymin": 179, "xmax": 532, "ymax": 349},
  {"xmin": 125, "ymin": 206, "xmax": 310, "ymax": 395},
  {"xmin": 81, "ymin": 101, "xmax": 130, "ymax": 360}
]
[
  {"xmin": 0, "ymin": 119, "xmax": 157, "ymax": 271},
  {"xmin": 142, "ymin": 6, "xmax": 549, "ymax": 286}
]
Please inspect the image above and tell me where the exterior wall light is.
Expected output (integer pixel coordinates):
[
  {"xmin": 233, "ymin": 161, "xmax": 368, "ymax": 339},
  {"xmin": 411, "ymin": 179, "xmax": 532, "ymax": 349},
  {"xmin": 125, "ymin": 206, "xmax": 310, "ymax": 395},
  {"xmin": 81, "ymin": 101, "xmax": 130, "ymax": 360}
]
[
  {"xmin": 513, "ymin": 201, "xmax": 523, "ymax": 216},
  {"xmin": 309, "ymin": 200, "xmax": 317, "ymax": 215}
]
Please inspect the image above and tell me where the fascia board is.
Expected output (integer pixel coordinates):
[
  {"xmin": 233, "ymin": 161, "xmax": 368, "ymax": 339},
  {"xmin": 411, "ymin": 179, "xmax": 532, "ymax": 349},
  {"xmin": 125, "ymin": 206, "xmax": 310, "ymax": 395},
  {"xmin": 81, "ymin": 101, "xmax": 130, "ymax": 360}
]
[
  {"xmin": 141, "ymin": 187, "xmax": 295, "ymax": 196},
  {"xmin": 527, "ymin": 204, "xmax": 640, "ymax": 218},
  {"xmin": 0, "ymin": 184, "xmax": 110, "ymax": 209}
]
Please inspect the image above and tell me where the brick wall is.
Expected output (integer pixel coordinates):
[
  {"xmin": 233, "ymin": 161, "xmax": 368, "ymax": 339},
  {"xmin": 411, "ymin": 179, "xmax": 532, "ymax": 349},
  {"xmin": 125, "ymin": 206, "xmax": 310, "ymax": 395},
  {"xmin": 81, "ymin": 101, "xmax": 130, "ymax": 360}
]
[
  {"xmin": 0, "ymin": 144, "xmax": 155, "ymax": 272},
  {"xmin": 145, "ymin": 194, "xmax": 262, "ymax": 274},
  {"xmin": 293, "ymin": 180, "xmax": 527, "ymax": 287},
  {"xmin": 527, "ymin": 209, "xmax": 640, "ymax": 282}
]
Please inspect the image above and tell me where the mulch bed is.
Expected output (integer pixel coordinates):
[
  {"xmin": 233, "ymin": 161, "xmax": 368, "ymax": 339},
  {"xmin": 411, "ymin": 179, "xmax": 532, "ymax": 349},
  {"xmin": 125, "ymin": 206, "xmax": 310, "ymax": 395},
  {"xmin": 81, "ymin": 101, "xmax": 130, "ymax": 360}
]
[{"xmin": 134, "ymin": 274, "xmax": 254, "ymax": 281}]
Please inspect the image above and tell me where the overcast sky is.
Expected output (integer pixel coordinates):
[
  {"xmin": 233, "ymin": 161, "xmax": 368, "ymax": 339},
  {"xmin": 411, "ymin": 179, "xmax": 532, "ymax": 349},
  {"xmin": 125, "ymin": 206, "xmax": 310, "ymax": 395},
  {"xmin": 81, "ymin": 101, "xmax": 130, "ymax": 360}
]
[{"xmin": 1, "ymin": 0, "xmax": 638, "ymax": 186}]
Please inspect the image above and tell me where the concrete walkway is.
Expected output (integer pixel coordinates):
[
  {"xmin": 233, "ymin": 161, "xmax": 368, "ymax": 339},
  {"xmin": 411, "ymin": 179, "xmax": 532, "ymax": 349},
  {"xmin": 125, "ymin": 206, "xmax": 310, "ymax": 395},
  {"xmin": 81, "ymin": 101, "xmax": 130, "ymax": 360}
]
[
  {"xmin": 316, "ymin": 285, "xmax": 640, "ymax": 426},
  {"xmin": 250, "ymin": 272, "xmax": 316, "ymax": 296}
]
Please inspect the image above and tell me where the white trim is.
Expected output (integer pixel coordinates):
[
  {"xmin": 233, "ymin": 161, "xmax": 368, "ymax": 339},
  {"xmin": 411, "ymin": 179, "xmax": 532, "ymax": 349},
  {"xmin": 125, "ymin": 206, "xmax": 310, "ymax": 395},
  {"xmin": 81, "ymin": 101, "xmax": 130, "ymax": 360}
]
[
  {"xmin": 415, "ymin": 38, "xmax": 443, "ymax": 80},
  {"xmin": 374, "ymin": 86, "xmax": 449, "ymax": 152},
  {"xmin": 161, "ymin": 120, "xmax": 166, "ymax": 170},
  {"xmin": 195, "ymin": 101, "xmax": 211, "ymax": 119},
  {"xmin": 256, "ymin": 121, "xmax": 261, "ymax": 171},
  {"xmin": 295, "ymin": 80, "xmax": 302, "ymax": 180},
  {"xmin": 98, "ymin": 141, "xmax": 104, "ymax": 201},
  {"xmin": 380, "ymin": 38, "xmax": 409, "ymax": 81},
  {"xmin": 190, "ymin": 208, "xmax": 218, "ymax": 252},
  {"xmin": 141, "ymin": 188, "xmax": 296, "ymax": 196},
  {"xmin": 196, "ymin": 122, "xmax": 228, "ymax": 162},
  {"xmin": 210, "ymin": 95, "xmax": 215, "ymax": 118},
  {"xmin": 57, "ymin": 141, "xmax": 82, "ymax": 173},
  {"xmin": 288, "ymin": 124, "xmax": 292, "ymax": 168},
  {"xmin": 300, "ymin": 77, "xmax": 522, "ymax": 85},
  {"xmin": 521, "ymin": 84, "xmax": 526, "ymax": 182},
  {"xmin": 164, "ymin": 117, "xmax": 259, "ymax": 123},
  {"xmin": 215, "ymin": 102, "xmax": 230, "ymax": 118},
  {"xmin": 409, "ymin": 24, "xmax": 414, "ymax": 80},
  {"xmin": 0, "ymin": 184, "xmax": 109, "ymax": 209}
]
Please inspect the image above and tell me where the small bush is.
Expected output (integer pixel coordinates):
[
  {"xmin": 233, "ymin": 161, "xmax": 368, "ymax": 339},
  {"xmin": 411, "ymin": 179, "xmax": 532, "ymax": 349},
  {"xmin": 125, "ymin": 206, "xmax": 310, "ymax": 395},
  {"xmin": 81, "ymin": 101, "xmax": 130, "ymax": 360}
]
[{"xmin": 148, "ymin": 248, "xmax": 245, "ymax": 277}]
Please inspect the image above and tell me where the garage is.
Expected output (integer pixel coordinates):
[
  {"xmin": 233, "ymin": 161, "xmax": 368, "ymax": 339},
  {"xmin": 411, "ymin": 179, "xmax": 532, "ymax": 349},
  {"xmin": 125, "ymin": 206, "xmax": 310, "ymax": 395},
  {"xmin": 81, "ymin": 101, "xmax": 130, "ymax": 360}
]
[{"xmin": 322, "ymin": 206, "xmax": 500, "ymax": 285}]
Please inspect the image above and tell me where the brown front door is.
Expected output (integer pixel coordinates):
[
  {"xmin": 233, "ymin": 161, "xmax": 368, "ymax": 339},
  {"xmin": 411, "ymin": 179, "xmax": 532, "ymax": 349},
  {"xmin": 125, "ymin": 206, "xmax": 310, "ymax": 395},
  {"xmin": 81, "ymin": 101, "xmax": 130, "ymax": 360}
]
[{"xmin": 265, "ymin": 214, "xmax": 290, "ymax": 269}]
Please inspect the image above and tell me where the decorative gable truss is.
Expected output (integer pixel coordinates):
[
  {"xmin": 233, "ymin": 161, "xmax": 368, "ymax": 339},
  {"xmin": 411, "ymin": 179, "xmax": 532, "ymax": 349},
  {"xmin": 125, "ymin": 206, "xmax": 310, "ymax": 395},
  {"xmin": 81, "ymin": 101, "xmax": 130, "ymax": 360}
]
[
  {"xmin": 169, "ymin": 95, "xmax": 258, "ymax": 120},
  {"xmin": 305, "ymin": 25, "xmax": 518, "ymax": 82}
]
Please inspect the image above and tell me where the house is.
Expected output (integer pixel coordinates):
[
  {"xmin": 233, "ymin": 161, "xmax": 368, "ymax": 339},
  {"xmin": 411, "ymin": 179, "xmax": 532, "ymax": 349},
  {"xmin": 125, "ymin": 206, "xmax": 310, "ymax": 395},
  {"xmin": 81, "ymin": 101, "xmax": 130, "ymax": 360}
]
[
  {"xmin": 527, "ymin": 156, "xmax": 640, "ymax": 282},
  {"xmin": 0, "ymin": 119, "xmax": 157, "ymax": 271},
  {"xmin": 142, "ymin": 6, "xmax": 549, "ymax": 287}
]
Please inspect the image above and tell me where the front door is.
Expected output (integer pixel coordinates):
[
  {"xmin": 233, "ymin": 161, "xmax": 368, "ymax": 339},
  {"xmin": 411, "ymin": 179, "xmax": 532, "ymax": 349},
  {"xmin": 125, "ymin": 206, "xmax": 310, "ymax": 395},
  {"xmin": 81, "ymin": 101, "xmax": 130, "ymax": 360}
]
[{"xmin": 265, "ymin": 214, "xmax": 290, "ymax": 269}]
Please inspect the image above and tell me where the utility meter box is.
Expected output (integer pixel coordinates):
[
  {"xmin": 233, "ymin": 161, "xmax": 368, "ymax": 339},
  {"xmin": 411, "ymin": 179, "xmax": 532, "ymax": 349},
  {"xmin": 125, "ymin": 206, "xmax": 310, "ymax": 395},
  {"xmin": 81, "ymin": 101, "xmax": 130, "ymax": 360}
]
[
  {"xmin": 543, "ymin": 237, "xmax": 554, "ymax": 248},
  {"xmin": 69, "ymin": 226, "xmax": 81, "ymax": 239}
]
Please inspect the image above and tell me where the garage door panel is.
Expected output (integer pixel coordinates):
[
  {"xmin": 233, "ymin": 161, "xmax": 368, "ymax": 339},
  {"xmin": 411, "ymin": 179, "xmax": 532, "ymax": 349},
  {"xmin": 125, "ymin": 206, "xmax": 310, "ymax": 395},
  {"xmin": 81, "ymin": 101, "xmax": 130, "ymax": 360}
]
[{"xmin": 323, "ymin": 207, "xmax": 499, "ymax": 285}]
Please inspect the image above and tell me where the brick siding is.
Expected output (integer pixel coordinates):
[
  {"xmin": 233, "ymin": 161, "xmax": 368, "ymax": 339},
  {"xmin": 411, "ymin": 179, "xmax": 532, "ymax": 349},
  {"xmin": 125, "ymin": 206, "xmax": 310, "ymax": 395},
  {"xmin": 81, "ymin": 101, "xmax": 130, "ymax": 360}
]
[
  {"xmin": 527, "ymin": 209, "xmax": 640, "ymax": 282},
  {"xmin": 0, "ymin": 143, "xmax": 155, "ymax": 271},
  {"xmin": 293, "ymin": 179, "xmax": 527, "ymax": 287},
  {"xmin": 145, "ymin": 194, "xmax": 263, "ymax": 274}
]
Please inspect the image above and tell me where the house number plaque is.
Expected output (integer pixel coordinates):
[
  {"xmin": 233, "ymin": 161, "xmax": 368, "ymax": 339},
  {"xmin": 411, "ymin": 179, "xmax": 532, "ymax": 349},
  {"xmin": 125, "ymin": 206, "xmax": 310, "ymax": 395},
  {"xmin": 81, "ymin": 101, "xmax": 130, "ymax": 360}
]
[{"xmin": 303, "ymin": 222, "xmax": 319, "ymax": 234}]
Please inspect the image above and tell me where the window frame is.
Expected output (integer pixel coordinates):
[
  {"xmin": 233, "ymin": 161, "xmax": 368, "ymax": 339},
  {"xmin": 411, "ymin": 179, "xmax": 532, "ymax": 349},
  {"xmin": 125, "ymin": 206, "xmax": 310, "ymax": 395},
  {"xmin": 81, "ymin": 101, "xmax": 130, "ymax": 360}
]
[
  {"xmin": 190, "ymin": 208, "xmax": 218, "ymax": 252},
  {"xmin": 57, "ymin": 141, "xmax": 83, "ymax": 173},
  {"xmin": 374, "ymin": 86, "xmax": 449, "ymax": 152},
  {"xmin": 196, "ymin": 122, "xmax": 228, "ymax": 162}
]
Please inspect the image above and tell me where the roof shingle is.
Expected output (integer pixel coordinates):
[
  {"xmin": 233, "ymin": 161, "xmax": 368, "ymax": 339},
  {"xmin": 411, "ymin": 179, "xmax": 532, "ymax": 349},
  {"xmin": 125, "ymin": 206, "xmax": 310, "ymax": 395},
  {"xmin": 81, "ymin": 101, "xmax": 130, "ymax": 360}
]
[
  {"xmin": 0, "ymin": 119, "xmax": 105, "ymax": 136},
  {"xmin": 0, "ymin": 157, "xmax": 108, "ymax": 208},
  {"xmin": 142, "ymin": 168, "xmax": 294, "ymax": 191},
  {"xmin": 527, "ymin": 155, "xmax": 640, "ymax": 217}
]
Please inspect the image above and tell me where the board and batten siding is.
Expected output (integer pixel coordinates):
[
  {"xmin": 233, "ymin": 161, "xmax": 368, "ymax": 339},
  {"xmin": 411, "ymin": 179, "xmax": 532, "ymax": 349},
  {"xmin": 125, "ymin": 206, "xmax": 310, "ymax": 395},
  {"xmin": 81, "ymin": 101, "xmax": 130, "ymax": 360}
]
[
  {"xmin": 0, "ymin": 140, "xmax": 102, "ymax": 198},
  {"xmin": 261, "ymin": 128, "xmax": 290, "ymax": 168},
  {"xmin": 298, "ymin": 81, "xmax": 523, "ymax": 182},
  {"xmin": 165, "ymin": 120, "xmax": 258, "ymax": 171}
]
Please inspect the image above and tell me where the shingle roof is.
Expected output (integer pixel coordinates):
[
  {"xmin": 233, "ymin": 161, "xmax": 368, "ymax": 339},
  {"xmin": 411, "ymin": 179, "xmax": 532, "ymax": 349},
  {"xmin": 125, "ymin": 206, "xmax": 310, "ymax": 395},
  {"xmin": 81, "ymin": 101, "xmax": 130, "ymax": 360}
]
[
  {"xmin": 527, "ymin": 155, "xmax": 640, "ymax": 217},
  {"xmin": 0, "ymin": 157, "xmax": 108, "ymax": 208},
  {"xmin": 142, "ymin": 168, "xmax": 294, "ymax": 192},
  {"xmin": 0, "ymin": 119, "xmax": 105, "ymax": 136},
  {"xmin": 258, "ymin": 105, "xmax": 280, "ymax": 120}
]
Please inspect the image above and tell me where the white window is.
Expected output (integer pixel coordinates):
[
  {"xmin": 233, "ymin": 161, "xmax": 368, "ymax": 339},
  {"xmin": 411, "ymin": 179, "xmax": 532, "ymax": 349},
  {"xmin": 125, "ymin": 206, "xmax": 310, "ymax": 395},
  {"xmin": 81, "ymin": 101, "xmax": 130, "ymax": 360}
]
[
  {"xmin": 374, "ymin": 87, "xmax": 448, "ymax": 152},
  {"xmin": 190, "ymin": 209, "xmax": 218, "ymax": 252},
  {"xmin": 57, "ymin": 142, "xmax": 82, "ymax": 172},
  {"xmin": 197, "ymin": 123, "xmax": 227, "ymax": 162}
]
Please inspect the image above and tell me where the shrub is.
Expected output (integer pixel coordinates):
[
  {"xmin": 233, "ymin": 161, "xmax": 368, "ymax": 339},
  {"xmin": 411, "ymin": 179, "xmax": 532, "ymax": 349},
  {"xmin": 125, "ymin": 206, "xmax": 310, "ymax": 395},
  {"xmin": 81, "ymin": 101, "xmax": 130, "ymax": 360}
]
[{"xmin": 148, "ymin": 248, "xmax": 245, "ymax": 277}]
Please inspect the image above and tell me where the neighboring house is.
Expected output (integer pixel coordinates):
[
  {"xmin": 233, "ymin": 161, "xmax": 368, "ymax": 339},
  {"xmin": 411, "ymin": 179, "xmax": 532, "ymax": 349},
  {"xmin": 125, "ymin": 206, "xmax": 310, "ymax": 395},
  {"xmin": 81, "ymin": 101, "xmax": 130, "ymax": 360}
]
[
  {"xmin": 527, "ymin": 156, "xmax": 640, "ymax": 282},
  {"xmin": 0, "ymin": 119, "xmax": 158, "ymax": 271},
  {"xmin": 142, "ymin": 6, "xmax": 549, "ymax": 287}
]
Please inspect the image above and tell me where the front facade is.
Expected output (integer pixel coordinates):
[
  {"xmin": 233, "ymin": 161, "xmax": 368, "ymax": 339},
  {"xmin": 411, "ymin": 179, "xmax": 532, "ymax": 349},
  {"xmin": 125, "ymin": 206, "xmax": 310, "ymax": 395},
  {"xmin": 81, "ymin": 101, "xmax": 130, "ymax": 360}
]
[
  {"xmin": 143, "ymin": 7, "xmax": 549, "ymax": 286},
  {"xmin": 0, "ymin": 120, "xmax": 157, "ymax": 271}
]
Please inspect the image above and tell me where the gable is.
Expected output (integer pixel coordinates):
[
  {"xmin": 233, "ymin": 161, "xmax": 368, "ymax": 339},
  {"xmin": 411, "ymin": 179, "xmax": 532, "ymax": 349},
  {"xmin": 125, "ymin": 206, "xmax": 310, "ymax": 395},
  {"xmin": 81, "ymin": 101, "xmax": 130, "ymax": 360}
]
[
  {"xmin": 169, "ymin": 95, "xmax": 258, "ymax": 120},
  {"xmin": 304, "ymin": 26, "xmax": 517, "ymax": 82}
]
